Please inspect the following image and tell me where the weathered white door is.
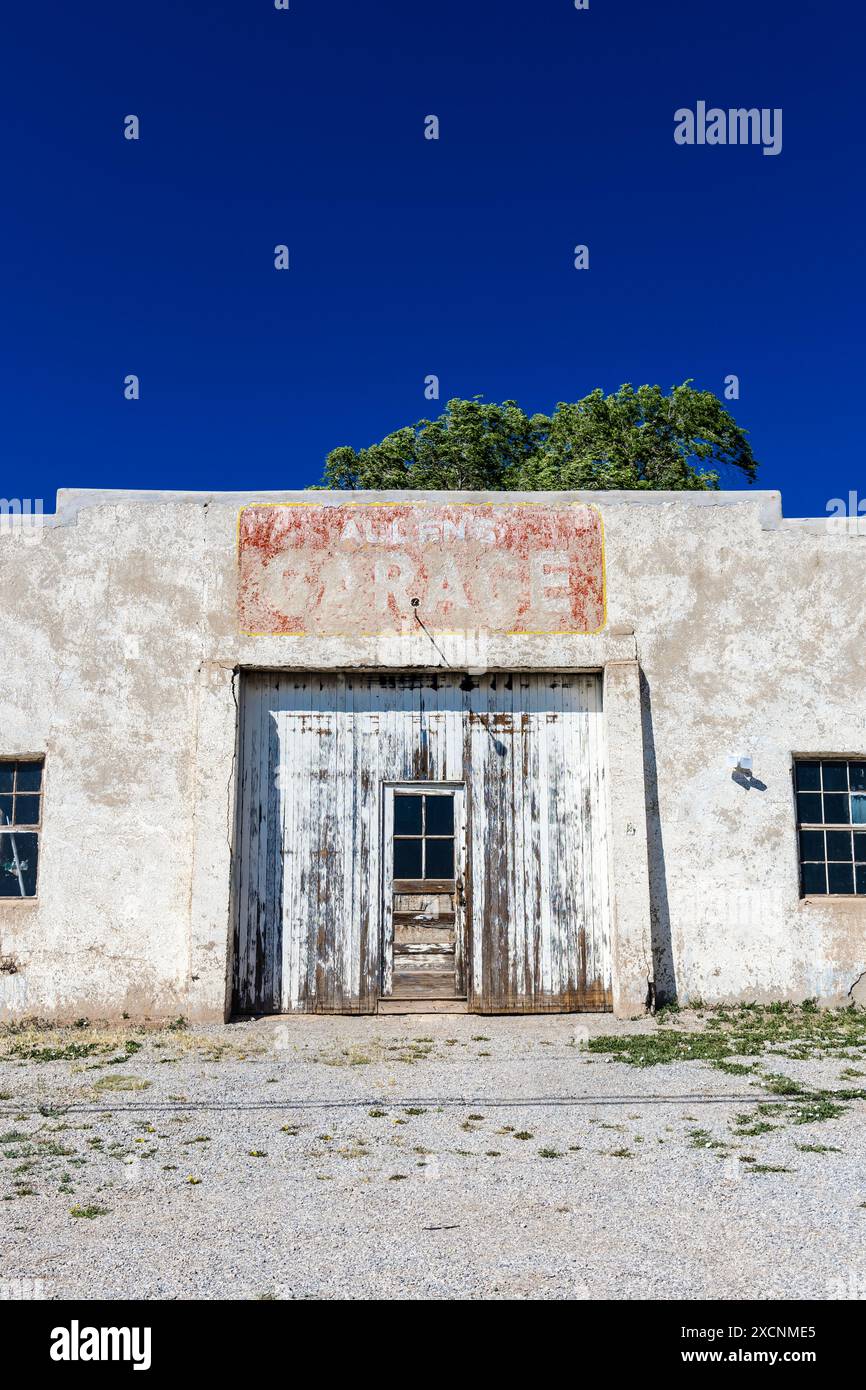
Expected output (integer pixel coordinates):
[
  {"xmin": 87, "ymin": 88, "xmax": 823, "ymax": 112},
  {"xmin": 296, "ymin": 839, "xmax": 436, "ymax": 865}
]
[{"xmin": 382, "ymin": 784, "xmax": 467, "ymax": 1001}]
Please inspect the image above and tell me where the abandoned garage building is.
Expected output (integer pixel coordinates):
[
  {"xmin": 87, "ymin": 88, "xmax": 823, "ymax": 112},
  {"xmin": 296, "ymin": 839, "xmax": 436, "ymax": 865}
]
[{"xmin": 0, "ymin": 488, "xmax": 863, "ymax": 1021}]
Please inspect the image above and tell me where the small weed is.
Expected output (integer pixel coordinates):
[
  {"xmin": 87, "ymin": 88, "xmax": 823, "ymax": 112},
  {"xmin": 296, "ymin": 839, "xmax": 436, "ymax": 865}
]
[
  {"xmin": 513, "ymin": 1131, "xmax": 533, "ymax": 1141},
  {"xmin": 70, "ymin": 1204, "xmax": 109, "ymax": 1219},
  {"xmin": 538, "ymin": 1148, "xmax": 561, "ymax": 1158},
  {"xmin": 248, "ymin": 1150, "xmax": 267, "ymax": 1158},
  {"xmin": 687, "ymin": 1129, "xmax": 729, "ymax": 1151}
]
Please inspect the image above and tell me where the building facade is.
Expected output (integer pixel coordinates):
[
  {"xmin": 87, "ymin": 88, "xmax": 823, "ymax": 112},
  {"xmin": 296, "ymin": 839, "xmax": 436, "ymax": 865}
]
[{"xmin": 0, "ymin": 488, "xmax": 863, "ymax": 1020}]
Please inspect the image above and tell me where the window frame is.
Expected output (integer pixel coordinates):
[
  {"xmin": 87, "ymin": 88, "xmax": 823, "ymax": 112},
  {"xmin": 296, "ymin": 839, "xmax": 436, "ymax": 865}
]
[
  {"xmin": 391, "ymin": 788, "xmax": 456, "ymax": 883},
  {"xmin": 793, "ymin": 756, "xmax": 866, "ymax": 900},
  {"xmin": 0, "ymin": 756, "xmax": 46, "ymax": 902}
]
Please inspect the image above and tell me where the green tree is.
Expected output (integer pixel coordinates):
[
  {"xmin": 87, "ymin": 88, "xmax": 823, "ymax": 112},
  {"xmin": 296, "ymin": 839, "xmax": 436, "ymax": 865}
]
[{"xmin": 321, "ymin": 383, "xmax": 757, "ymax": 491}]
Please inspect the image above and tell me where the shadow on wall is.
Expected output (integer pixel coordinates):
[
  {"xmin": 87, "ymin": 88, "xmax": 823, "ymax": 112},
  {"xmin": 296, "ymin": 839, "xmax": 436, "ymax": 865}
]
[{"xmin": 639, "ymin": 670, "xmax": 677, "ymax": 1006}]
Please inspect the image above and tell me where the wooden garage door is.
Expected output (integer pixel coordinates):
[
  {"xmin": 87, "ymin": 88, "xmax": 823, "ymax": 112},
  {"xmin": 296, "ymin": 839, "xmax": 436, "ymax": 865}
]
[{"xmin": 232, "ymin": 672, "xmax": 611, "ymax": 1014}]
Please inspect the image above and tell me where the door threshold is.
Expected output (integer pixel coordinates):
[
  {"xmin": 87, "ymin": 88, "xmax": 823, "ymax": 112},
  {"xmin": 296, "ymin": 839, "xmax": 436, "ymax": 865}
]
[{"xmin": 377, "ymin": 998, "xmax": 469, "ymax": 1015}]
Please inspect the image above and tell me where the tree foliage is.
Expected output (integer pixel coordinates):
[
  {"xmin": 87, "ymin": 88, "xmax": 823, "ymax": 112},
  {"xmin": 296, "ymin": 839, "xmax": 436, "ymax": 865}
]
[{"xmin": 321, "ymin": 383, "xmax": 757, "ymax": 492}]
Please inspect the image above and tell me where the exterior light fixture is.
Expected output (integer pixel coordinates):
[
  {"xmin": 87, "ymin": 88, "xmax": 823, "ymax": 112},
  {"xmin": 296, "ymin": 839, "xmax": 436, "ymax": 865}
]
[{"xmin": 727, "ymin": 755, "xmax": 753, "ymax": 776}]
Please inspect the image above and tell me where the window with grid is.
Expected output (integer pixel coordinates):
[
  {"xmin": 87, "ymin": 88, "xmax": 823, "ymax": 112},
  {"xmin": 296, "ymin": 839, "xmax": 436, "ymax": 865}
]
[
  {"xmin": 0, "ymin": 758, "xmax": 44, "ymax": 898},
  {"xmin": 392, "ymin": 792, "xmax": 455, "ymax": 881},
  {"xmin": 795, "ymin": 759, "xmax": 866, "ymax": 896}
]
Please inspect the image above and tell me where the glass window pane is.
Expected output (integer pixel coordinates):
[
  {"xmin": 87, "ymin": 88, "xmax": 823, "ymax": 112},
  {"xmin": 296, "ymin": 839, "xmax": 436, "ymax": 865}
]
[
  {"xmin": 799, "ymin": 829, "xmax": 824, "ymax": 861},
  {"xmin": 0, "ymin": 766, "xmax": 13, "ymax": 793},
  {"xmin": 854, "ymin": 832, "xmax": 866, "ymax": 863},
  {"xmin": 851, "ymin": 795, "xmax": 866, "ymax": 826},
  {"xmin": 393, "ymin": 838, "xmax": 422, "ymax": 878},
  {"xmin": 801, "ymin": 861, "xmax": 827, "ymax": 894},
  {"xmin": 16, "ymin": 762, "xmax": 43, "ymax": 792},
  {"xmin": 856, "ymin": 864, "xmax": 866, "ymax": 895},
  {"xmin": 13, "ymin": 794, "xmax": 40, "ymax": 826},
  {"xmin": 425, "ymin": 838, "xmax": 454, "ymax": 879},
  {"xmin": 0, "ymin": 794, "xmax": 13, "ymax": 824},
  {"xmin": 828, "ymin": 861, "xmax": 855, "ymax": 894},
  {"xmin": 850, "ymin": 762, "xmax": 866, "ymax": 792},
  {"xmin": 822, "ymin": 761, "xmax": 848, "ymax": 792},
  {"xmin": 795, "ymin": 762, "xmax": 820, "ymax": 791},
  {"xmin": 394, "ymin": 796, "xmax": 423, "ymax": 835},
  {"xmin": 823, "ymin": 793, "xmax": 850, "ymax": 825},
  {"xmin": 796, "ymin": 791, "xmax": 822, "ymax": 823},
  {"xmin": 425, "ymin": 795, "xmax": 454, "ymax": 836},
  {"xmin": 826, "ymin": 830, "xmax": 853, "ymax": 861},
  {"xmin": 0, "ymin": 831, "xmax": 38, "ymax": 897}
]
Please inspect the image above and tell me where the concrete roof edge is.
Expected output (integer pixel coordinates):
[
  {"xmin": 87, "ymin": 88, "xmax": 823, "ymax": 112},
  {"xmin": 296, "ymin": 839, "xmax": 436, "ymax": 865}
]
[{"xmin": 49, "ymin": 486, "xmax": 794, "ymax": 526}]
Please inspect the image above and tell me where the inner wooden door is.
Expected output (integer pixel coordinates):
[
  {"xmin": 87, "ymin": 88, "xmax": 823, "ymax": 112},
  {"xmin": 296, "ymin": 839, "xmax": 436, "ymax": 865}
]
[{"xmin": 382, "ymin": 784, "xmax": 466, "ymax": 1001}]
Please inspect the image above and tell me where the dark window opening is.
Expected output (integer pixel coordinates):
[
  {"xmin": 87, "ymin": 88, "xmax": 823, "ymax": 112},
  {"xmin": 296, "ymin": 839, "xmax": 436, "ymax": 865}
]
[
  {"xmin": 393, "ymin": 791, "xmax": 455, "ymax": 881},
  {"xmin": 0, "ymin": 758, "xmax": 44, "ymax": 898},
  {"xmin": 795, "ymin": 759, "xmax": 866, "ymax": 897}
]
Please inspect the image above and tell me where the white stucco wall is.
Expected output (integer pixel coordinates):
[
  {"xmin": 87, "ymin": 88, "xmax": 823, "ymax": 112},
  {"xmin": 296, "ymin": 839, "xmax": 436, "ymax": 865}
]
[{"xmin": 0, "ymin": 488, "xmax": 863, "ymax": 1019}]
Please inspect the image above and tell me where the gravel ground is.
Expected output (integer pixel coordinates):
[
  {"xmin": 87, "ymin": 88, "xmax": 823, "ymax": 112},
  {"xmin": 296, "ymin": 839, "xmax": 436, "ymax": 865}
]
[{"xmin": 1, "ymin": 1011, "xmax": 865, "ymax": 1301}]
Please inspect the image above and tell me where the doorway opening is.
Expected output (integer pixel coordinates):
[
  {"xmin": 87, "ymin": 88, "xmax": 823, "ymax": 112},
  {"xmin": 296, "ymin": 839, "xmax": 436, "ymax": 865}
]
[{"xmin": 382, "ymin": 783, "xmax": 466, "ymax": 1007}]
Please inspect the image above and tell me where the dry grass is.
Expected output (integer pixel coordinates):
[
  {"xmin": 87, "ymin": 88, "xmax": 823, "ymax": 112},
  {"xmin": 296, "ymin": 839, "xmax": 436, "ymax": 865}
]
[{"xmin": 0, "ymin": 1019, "xmax": 265, "ymax": 1065}]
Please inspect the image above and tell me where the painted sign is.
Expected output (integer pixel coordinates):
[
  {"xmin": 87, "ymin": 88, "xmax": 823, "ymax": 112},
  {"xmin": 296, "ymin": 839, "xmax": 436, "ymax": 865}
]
[{"xmin": 237, "ymin": 502, "xmax": 605, "ymax": 636}]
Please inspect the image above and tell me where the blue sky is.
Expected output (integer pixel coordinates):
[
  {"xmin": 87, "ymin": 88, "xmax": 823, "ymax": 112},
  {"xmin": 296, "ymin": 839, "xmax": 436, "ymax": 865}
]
[{"xmin": 3, "ymin": 1, "xmax": 862, "ymax": 516}]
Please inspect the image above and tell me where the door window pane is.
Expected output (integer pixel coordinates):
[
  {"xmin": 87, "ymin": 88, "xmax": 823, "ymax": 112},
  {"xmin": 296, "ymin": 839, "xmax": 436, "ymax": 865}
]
[
  {"xmin": 393, "ymin": 838, "xmax": 423, "ymax": 878},
  {"xmin": 425, "ymin": 796, "xmax": 454, "ymax": 836},
  {"xmin": 394, "ymin": 796, "xmax": 423, "ymax": 835},
  {"xmin": 425, "ymin": 838, "xmax": 455, "ymax": 878}
]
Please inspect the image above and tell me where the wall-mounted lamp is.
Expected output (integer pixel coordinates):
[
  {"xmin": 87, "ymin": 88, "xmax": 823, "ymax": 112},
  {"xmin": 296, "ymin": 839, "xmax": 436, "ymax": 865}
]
[{"xmin": 727, "ymin": 754, "xmax": 753, "ymax": 777}]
